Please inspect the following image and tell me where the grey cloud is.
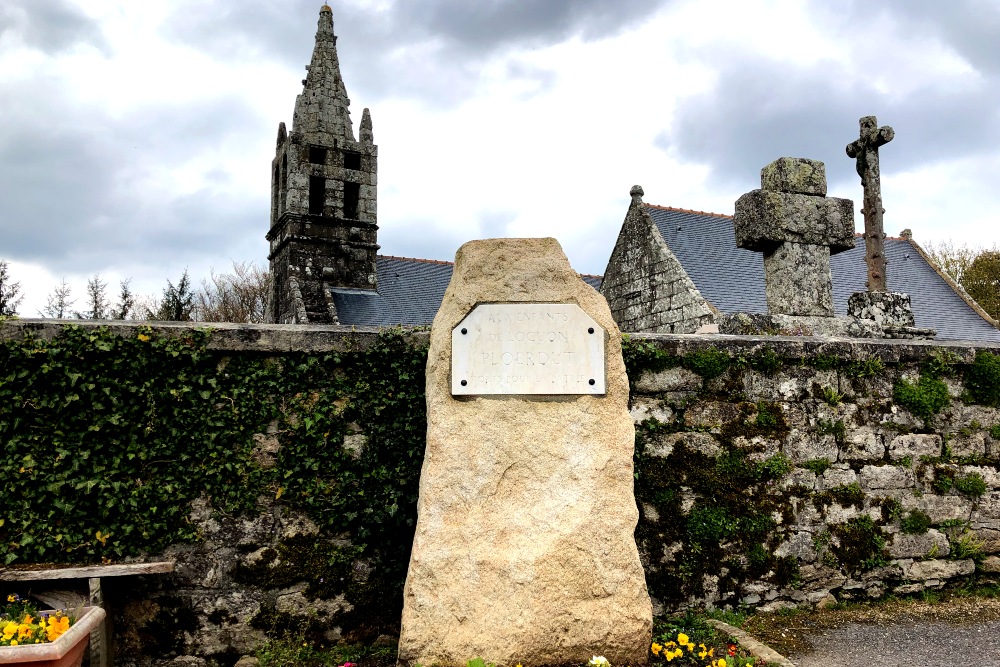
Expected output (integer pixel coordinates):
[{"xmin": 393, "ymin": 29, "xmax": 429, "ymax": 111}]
[
  {"xmin": 0, "ymin": 0, "xmax": 108, "ymax": 54},
  {"xmin": 659, "ymin": 53, "xmax": 1000, "ymax": 194},
  {"xmin": 161, "ymin": 0, "xmax": 673, "ymax": 106},
  {"xmin": 0, "ymin": 81, "xmax": 268, "ymax": 277},
  {"xmin": 839, "ymin": 0, "xmax": 1000, "ymax": 76}
]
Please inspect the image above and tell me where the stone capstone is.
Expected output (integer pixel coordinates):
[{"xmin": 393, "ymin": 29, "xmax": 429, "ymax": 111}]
[
  {"xmin": 398, "ymin": 238, "xmax": 652, "ymax": 667},
  {"xmin": 761, "ymin": 157, "xmax": 828, "ymax": 196}
]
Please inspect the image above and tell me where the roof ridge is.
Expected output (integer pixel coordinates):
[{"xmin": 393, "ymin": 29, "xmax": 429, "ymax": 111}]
[
  {"xmin": 379, "ymin": 254, "xmax": 454, "ymax": 266},
  {"xmin": 644, "ymin": 203, "xmax": 733, "ymax": 219}
]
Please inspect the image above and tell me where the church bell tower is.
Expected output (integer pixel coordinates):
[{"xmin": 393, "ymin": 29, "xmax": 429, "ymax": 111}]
[{"xmin": 267, "ymin": 4, "xmax": 378, "ymax": 324}]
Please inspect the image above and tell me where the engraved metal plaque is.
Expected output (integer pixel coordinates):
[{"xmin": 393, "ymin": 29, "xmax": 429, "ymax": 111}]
[{"xmin": 451, "ymin": 303, "xmax": 606, "ymax": 395}]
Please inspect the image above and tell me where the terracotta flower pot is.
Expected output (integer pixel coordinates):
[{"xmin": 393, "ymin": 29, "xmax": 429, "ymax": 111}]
[{"xmin": 0, "ymin": 607, "xmax": 106, "ymax": 667}]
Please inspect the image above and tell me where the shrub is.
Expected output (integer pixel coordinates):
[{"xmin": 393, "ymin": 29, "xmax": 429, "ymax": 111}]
[
  {"xmin": 965, "ymin": 351, "xmax": 1000, "ymax": 406},
  {"xmin": 831, "ymin": 516, "xmax": 889, "ymax": 574},
  {"xmin": 683, "ymin": 348, "xmax": 730, "ymax": 380},
  {"xmin": 801, "ymin": 458, "xmax": 832, "ymax": 475},
  {"xmin": 900, "ymin": 509, "xmax": 932, "ymax": 535},
  {"xmin": 954, "ymin": 472, "xmax": 987, "ymax": 498},
  {"xmin": 894, "ymin": 375, "xmax": 950, "ymax": 420}
]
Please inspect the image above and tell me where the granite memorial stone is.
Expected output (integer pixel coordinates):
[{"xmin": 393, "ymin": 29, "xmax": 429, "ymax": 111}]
[{"xmin": 398, "ymin": 237, "xmax": 652, "ymax": 667}]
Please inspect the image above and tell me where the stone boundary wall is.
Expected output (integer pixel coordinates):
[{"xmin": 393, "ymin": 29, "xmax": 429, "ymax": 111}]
[
  {"xmin": 3, "ymin": 320, "xmax": 1000, "ymax": 664},
  {"xmin": 627, "ymin": 333, "xmax": 1000, "ymax": 613}
]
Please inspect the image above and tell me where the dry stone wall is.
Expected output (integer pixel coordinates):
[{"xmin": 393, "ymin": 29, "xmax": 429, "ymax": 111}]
[
  {"xmin": 3, "ymin": 320, "xmax": 1000, "ymax": 666},
  {"xmin": 627, "ymin": 333, "xmax": 1000, "ymax": 613}
]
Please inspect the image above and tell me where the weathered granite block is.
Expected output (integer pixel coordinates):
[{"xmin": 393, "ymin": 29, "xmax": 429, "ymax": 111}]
[
  {"xmin": 633, "ymin": 366, "xmax": 702, "ymax": 393},
  {"xmin": 399, "ymin": 238, "xmax": 651, "ymax": 667},
  {"xmin": 818, "ymin": 465, "xmax": 857, "ymax": 490},
  {"xmin": 784, "ymin": 430, "xmax": 838, "ymax": 463},
  {"xmin": 840, "ymin": 427, "xmax": 885, "ymax": 461},
  {"xmin": 902, "ymin": 493, "xmax": 973, "ymax": 523},
  {"xmin": 763, "ymin": 241, "xmax": 834, "ymax": 316},
  {"xmin": 847, "ymin": 292, "xmax": 916, "ymax": 328},
  {"xmin": 888, "ymin": 433, "xmax": 942, "ymax": 460},
  {"xmin": 859, "ymin": 464, "xmax": 915, "ymax": 490},
  {"xmin": 761, "ymin": 157, "xmax": 827, "ymax": 196},
  {"xmin": 734, "ymin": 189, "xmax": 855, "ymax": 252},
  {"xmin": 904, "ymin": 558, "xmax": 975, "ymax": 580},
  {"xmin": 888, "ymin": 529, "xmax": 950, "ymax": 559}
]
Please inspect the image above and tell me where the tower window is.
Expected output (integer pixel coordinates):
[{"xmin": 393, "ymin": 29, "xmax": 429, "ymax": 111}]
[
  {"xmin": 343, "ymin": 182, "xmax": 360, "ymax": 219},
  {"xmin": 309, "ymin": 176, "xmax": 325, "ymax": 215},
  {"xmin": 343, "ymin": 151, "xmax": 361, "ymax": 170},
  {"xmin": 309, "ymin": 146, "xmax": 327, "ymax": 164}
]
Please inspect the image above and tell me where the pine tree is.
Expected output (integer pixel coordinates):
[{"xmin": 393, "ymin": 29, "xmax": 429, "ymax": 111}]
[
  {"xmin": 111, "ymin": 278, "xmax": 135, "ymax": 320},
  {"xmin": 0, "ymin": 260, "xmax": 24, "ymax": 317},
  {"xmin": 153, "ymin": 270, "xmax": 195, "ymax": 321},
  {"xmin": 41, "ymin": 279, "xmax": 75, "ymax": 319},
  {"xmin": 75, "ymin": 274, "xmax": 110, "ymax": 319}
]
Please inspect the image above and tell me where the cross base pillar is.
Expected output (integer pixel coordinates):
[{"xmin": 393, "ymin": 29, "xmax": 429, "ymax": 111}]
[{"xmin": 763, "ymin": 242, "xmax": 834, "ymax": 317}]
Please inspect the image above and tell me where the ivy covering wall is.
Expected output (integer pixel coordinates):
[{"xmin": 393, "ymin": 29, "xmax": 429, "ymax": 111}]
[{"xmin": 0, "ymin": 325, "xmax": 427, "ymax": 584}]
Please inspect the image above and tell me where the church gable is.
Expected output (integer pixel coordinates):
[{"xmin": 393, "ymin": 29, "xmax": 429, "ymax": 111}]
[{"xmin": 600, "ymin": 186, "xmax": 715, "ymax": 334}]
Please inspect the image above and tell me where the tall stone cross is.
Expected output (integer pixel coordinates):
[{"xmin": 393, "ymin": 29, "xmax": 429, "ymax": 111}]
[{"xmin": 846, "ymin": 115, "xmax": 894, "ymax": 292}]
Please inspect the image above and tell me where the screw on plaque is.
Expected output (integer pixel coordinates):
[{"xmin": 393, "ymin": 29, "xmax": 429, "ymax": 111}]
[
  {"xmin": 588, "ymin": 327, "xmax": 594, "ymax": 334},
  {"xmin": 461, "ymin": 328, "xmax": 468, "ymax": 335},
  {"xmin": 589, "ymin": 379, "xmax": 595, "ymax": 385},
  {"xmin": 461, "ymin": 380, "xmax": 468, "ymax": 386}
]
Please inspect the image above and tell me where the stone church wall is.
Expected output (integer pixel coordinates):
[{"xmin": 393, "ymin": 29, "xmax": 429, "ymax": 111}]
[{"xmin": 1, "ymin": 321, "xmax": 999, "ymax": 666}]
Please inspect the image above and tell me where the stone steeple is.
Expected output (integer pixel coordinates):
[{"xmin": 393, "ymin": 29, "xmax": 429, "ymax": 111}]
[
  {"xmin": 292, "ymin": 4, "xmax": 355, "ymax": 144},
  {"xmin": 266, "ymin": 4, "xmax": 379, "ymax": 324}
]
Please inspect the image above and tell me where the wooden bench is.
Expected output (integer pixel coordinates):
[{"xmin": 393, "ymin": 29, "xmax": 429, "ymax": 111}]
[{"xmin": 1, "ymin": 562, "xmax": 175, "ymax": 667}]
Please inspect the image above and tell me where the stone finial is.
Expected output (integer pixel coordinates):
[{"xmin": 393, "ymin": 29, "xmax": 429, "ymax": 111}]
[
  {"xmin": 360, "ymin": 108, "xmax": 373, "ymax": 144},
  {"xmin": 630, "ymin": 185, "xmax": 644, "ymax": 204},
  {"xmin": 734, "ymin": 158, "xmax": 855, "ymax": 318},
  {"xmin": 275, "ymin": 121, "xmax": 287, "ymax": 148},
  {"xmin": 900, "ymin": 228, "xmax": 912, "ymax": 240},
  {"xmin": 761, "ymin": 157, "xmax": 827, "ymax": 196}
]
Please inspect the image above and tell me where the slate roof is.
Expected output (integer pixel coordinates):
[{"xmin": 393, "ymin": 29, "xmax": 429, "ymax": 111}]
[
  {"xmin": 645, "ymin": 205, "xmax": 1000, "ymax": 342},
  {"xmin": 331, "ymin": 255, "xmax": 604, "ymax": 327}
]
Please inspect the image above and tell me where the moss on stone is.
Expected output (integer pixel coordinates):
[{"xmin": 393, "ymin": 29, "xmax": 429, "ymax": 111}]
[{"xmin": 830, "ymin": 516, "xmax": 889, "ymax": 575}]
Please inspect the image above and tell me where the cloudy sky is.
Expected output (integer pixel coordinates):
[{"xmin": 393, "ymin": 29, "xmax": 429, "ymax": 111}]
[{"xmin": 1, "ymin": 0, "xmax": 998, "ymax": 315}]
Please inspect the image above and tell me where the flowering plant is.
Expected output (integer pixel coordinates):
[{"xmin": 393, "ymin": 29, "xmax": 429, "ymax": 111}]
[
  {"xmin": 650, "ymin": 631, "xmax": 764, "ymax": 667},
  {"xmin": 0, "ymin": 594, "xmax": 75, "ymax": 647}
]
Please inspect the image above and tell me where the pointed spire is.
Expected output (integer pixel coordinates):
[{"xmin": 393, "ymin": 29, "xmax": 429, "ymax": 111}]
[
  {"xmin": 360, "ymin": 108, "xmax": 373, "ymax": 144},
  {"xmin": 276, "ymin": 121, "xmax": 287, "ymax": 148},
  {"xmin": 292, "ymin": 4, "xmax": 355, "ymax": 142}
]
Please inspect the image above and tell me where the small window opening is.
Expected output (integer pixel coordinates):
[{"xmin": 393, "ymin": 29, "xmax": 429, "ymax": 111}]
[
  {"xmin": 309, "ymin": 146, "xmax": 327, "ymax": 165},
  {"xmin": 343, "ymin": 151, "xmax": 361, "ymax": 170},
  {"xmin": 343, "ymin": 182, "xmax": 360, "ymax": 219},
  {"xmin": 309, "ymin": 176, "xmax": 325, "ymax": 215}
]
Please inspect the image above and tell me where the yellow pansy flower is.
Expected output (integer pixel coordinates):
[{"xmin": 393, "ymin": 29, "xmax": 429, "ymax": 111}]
[
  {"xmin": 676, "ymin": 633, "xmax": 689, "ymax": 645},
  {"xmin": 651, "ymin": 643, "xmax": 662, "ymax": 656}
]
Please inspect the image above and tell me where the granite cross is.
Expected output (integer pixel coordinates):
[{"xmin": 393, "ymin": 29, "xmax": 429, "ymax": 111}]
[{"xmin": 846, "ymin": 115, "xmax": 894, "ymax": 292}]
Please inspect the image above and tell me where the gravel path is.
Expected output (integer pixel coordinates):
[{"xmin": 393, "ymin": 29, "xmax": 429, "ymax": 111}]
[{"xmin": 791, "ymin": 616, "xmax": 1000, "ymax": 667}]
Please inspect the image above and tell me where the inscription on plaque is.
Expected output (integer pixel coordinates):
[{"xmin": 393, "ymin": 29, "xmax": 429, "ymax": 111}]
[{"xmin": 451, "ymin": 303, "xmax": 605, "ymax": 395}]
